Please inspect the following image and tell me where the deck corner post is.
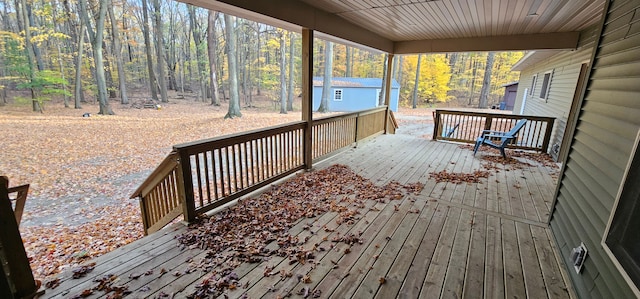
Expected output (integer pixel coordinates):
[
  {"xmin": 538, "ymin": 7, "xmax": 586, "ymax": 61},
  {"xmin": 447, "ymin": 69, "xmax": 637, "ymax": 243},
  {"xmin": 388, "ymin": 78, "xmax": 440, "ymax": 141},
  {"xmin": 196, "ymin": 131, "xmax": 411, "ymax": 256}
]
[
  {"xmin": 383, "ymin": 54, "xmax": 394, "ymax": 134},
  {"xmin": 302, "ymin": 28, "xmax": 314, "ymax": 170},
  {"xmin": 138, "ymin": 196, "xmax": 150, "ymax": 236},
  {"xmin": 177, "ymin": 150, "xmax": 196, "ymax": 223},
  {"xmin": 0, "ymin": 177, "xmax": 38, "ymax": 299},
  {"xmin": 541, "ymin": 118, "xmax": 555, "ymax": 153},
  {"xmin": 433, "ymin": 110, "xmax": 441, "ymax": 140}
]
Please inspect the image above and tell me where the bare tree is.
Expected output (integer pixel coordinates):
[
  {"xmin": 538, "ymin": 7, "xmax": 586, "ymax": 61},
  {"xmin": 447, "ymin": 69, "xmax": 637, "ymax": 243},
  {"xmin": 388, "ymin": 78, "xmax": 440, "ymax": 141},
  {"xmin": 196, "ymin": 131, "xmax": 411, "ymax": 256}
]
[
  {"xmin": 478, "ymin": 51, "xmax": 495, "ymax": 109},
  {"xmin": 207, "ymin": 10, "xmax": 221, "ymax": 106},
  {"xmin": 152, "ymin": 0, "xmax": 168, "ymax": 103},
  {"xmin": 79, "ymin": 0, "xmax": 113, "ymax": 114},
  {"xmin": 317, "ymin": 40, "xmax": 333, "ymax": 113},
  {"xmin": 188, "ymin": 5, "xmax": 206, "ymax": 101},
  {"xmin": 286, "ymin": 32, "xmax": 295, "ymax": 111},
  {"xmin": 279, "ymin": 32, "xmax": 287, "ymax": 114},
  {"xmin": 412, "ymin": 54, "xmax": 422, "ymax": 109},
  {"xmin": 73, "ymin": 10, "xmax": 85, "ymax": 109},
  {"xmin": 378, "ymin": 54, "xmax": 388, "ymax": 106},
  {"xmin": 141, "ymin": 0, "xmax": 158, "ymax": 101},
  {"xmin": 224, "ymin": 14, "xmax": 241, "ymax": 119},
  {"xmin": 16, "ymin": 0, "xmax": 40, "ymax": 112},
  {"xmin": 108, "ymin": 1, "xmax": 128, "ymax": 104}
]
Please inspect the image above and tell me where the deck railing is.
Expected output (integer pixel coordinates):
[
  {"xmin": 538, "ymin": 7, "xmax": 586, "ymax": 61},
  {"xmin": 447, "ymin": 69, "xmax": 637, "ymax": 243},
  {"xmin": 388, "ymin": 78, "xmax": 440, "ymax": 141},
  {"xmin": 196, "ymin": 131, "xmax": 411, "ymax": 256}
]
[
  {"xmin": 433, "ymin": 109, "xmax": 555, "ymax": 152},
  {"xmin": 312, "ymin": 107, "xmax": 387, "ymax": 159},
  {"xmin": 130, "ymin": 152, "xmax": 184, "ymax": 235},
  {"xmin": 132, "ymin": 107, "xmax": 389, "ymax": 234}
]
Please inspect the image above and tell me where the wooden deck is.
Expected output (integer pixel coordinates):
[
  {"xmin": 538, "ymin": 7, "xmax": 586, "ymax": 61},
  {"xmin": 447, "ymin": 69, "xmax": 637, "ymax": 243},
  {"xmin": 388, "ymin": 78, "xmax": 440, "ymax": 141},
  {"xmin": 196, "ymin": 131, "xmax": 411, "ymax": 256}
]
[{"xmin": 39, "ymin": 134, "xmax": 571, "ymax": 299}]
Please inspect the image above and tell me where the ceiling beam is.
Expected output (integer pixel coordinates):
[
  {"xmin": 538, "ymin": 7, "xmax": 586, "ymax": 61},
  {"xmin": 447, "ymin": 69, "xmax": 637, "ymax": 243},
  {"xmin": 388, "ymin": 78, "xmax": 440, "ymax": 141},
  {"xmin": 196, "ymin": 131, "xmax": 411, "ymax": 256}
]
[
  {"xmin": 183, "ymin": 0, "xmax": 394, "ymax": 53},
  {"xmin": 394, "ymin": 32, "xmax": 581, "ymax": 54}
]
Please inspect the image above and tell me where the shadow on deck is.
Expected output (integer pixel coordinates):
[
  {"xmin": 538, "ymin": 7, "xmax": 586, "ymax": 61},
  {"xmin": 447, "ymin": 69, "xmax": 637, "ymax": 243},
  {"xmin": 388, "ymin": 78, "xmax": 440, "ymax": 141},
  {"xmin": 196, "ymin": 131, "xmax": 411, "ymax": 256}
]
[{"xmin": 40, "ymin": 134, "xmax": 570, "ymax": 299}]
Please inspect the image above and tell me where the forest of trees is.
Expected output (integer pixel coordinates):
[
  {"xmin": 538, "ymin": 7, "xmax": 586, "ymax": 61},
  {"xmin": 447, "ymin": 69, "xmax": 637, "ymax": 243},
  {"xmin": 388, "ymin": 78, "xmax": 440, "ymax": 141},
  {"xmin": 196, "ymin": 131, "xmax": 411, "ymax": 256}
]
[{"xmin": 0, "ymin": 0, "xmax": 524, "ymax": 116}]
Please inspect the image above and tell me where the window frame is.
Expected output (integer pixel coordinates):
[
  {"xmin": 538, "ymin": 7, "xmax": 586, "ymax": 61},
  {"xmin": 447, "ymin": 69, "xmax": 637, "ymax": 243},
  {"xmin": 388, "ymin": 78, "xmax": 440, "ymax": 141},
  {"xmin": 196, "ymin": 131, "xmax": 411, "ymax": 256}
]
[
  {"xmin": 602, "ymin": 128, "xmax": 640, "ymax": 298},
  {"xmin": 333, "ymin": 89, "xmax": 343, "ymax": 101},
  {"xmin": 539, "ymin": 70, "xmax": 553, "ymax": 100},
  {"xmin": 529, "ymin": 74, "xmax": 537, "ymax": 96}
]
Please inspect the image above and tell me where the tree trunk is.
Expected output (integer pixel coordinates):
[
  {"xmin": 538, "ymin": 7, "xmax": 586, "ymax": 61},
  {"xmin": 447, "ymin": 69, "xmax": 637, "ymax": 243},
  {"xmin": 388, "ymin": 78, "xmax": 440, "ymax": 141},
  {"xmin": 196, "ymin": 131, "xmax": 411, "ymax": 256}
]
[
  {"xmin": 152, "ymin": 0, "xmax": 168, "ymax": 103},
  {"xmin": 412, "ymin": 54, "xmax": 422, "ymax": 109},
  {"xmin": 141, "ymin": 0, "xmax": 158, "ymax": 101},
  {"xmin": 18, "ymin": 0, "xmax": 40, "ymax": 112},
  {"xmin": 74, "ymin": 15, "xmax": 85, "ymax": 109},
  {"xmin": 469, "ymin": 59, "xmax": 479, "ymax": 105},
  {"xmin": 478, "ymin": 52, "xmax": 495, "ymax": 109},
  {"xmin": 345, "ymin": 46, "xmax": 352, "ymax": 77},
  {"xmin": 26, "ymin": 5, "xmax": 44, "ymax": 71},
  {"xmin": 286, "ymin": 32, "xmax": 295, "ymax": 111},
  {"xmin": 317, "ymin": 40, "xmax": 333, "ymax": 113},
  {"xmin": 255, "ymin": 23, "xmax": 261, "ymax": 96},
  {"xmin": 101, "ymin": 39, "xmax": 116, "ymax": 99},
  {"xmin": 188, "ymin": 5, "xmax": 206, "ymax": 102},
  {"xmin": 379, "ymin": 54, "xmax": 388, "ymax": 106},
  {"xmin": 166, "ymin": 5, "xmax": 177, "ymax": 91},
  {"xmin": 79, "ymin": 0, "xmax": 113, "ymax": 114},
  {"xmin": 108, "ymin": 1, "xmax": 128, "ymax": 104},
  {"xmin": 279, "ymin": 32, "xmax": 287, "ymax": 114},
  {"xmin": 207, "ymin": 10, "xmax": 221, "ymax": 106},
  {"xmin": 224, "ymin": 14, "xmax": 241, "ymax": 119}
]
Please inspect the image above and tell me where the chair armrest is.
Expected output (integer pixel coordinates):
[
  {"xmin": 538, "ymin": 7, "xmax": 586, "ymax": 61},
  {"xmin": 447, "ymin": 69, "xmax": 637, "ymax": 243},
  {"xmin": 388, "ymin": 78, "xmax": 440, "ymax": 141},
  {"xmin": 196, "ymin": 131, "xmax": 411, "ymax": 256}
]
[
  {"xmin": 481, "ymin": 130, "xmax": 506, "ymax": 137},
  {"xmin": 484, "ymin": 133, "xmax": 515, "ymax": 139}
]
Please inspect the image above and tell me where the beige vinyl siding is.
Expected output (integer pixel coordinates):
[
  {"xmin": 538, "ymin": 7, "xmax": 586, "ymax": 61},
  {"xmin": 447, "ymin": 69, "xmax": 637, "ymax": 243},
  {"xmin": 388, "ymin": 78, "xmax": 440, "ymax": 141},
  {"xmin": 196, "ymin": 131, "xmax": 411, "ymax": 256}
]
[
  {"xmin": 513, "ymin": 26, "xmax": 597, "ymax": 160},
  {"xmin": 550, "ymin": 0, "xmax": 640, "ymax": 298}
]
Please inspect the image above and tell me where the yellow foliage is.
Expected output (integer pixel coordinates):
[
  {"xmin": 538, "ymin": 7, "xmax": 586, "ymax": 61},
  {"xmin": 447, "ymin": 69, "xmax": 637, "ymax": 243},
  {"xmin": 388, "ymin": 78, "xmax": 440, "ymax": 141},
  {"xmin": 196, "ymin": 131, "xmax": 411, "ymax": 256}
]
[{"xmin": 402, "ymin": 54, "xmax": 451, "ymax": 103}]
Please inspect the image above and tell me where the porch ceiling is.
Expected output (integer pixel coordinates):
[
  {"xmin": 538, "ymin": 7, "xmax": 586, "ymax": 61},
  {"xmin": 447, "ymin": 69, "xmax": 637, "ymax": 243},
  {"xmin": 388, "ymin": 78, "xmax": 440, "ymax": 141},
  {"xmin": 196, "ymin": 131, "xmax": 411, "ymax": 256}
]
[{"xmin": 185, "ymin": 0, "xmax": 605, "ymax": 53}]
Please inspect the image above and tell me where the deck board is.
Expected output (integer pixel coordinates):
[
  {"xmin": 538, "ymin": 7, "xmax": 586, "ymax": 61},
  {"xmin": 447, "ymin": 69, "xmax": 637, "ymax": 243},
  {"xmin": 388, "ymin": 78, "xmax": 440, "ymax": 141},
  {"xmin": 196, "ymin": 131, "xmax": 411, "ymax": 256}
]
[{"xmin": 38, "ymin": 134, "xmax": 571, "ymax": 299}]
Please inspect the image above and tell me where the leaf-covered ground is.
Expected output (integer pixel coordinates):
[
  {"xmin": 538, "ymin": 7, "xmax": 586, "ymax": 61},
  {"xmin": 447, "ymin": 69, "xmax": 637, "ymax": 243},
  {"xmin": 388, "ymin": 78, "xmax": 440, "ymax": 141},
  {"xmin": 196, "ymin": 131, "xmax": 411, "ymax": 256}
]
[{"xmin": 1, "ymin": 98, "xmax": 302, "ymax": 279}]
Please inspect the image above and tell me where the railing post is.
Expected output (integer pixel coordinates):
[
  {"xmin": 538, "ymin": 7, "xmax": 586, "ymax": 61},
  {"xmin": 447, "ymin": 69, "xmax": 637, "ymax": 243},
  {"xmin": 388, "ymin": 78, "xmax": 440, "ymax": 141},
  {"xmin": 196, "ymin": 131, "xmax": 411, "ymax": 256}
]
[
  {"xmin": 383, "ymin": 54, "xmax": 394, "ymax": 134},
  {"xmin": 138, "ymin": 196, "xmax": 150, "ymax": 235},
  {"xmin": 484, "ymin": 115, "xmax": 494, "ymax": 131},
  {"xmin": 177, "ymin": 151, "xmax": 196, "ymax": 223},
  {"xmin": 302, "ymin": 28, "xmax": 313, "ymax": 170},
  {"xmin": 432, "ymin": 110, "xmax": 441, "ymax": 139},
  {"xmin": 541, "ymin": 118, "xmax": 555, "ymax": 153}
]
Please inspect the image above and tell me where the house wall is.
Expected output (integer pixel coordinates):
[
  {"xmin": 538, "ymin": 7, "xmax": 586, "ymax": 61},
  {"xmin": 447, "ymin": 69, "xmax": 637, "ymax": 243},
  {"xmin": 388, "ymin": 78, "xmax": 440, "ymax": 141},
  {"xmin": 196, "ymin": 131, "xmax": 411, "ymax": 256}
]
[
  {"xmin": 513, "ymin": 25, "xmax": 598, "ymax": 160},
  {"xmin": 551, "ymin": 0, "xmax": 640, "ymax": 298},
  {"xmin": 312, "ymin": 86, "xmax": 399, "ymax": 112}
]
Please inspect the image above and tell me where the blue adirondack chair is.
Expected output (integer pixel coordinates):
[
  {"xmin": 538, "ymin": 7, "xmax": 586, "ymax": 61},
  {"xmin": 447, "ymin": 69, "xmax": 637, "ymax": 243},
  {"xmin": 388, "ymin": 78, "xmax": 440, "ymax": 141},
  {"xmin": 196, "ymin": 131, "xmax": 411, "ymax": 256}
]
[{"xmin": 473, "ymin": 118, "xmax": 528, "ymax": 158}]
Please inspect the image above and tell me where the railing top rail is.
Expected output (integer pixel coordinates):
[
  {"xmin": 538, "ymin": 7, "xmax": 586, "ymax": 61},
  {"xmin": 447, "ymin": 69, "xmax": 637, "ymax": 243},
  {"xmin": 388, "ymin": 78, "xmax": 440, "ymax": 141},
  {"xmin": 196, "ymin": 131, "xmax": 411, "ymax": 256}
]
[
  {"xmin": 435, "ymin": 109, "xmax": 555, "ymax": 122},
  {"xmin": 174, "ymin": 121, "xmax": 306, "ymax": 153},
  {"xmin": 130, "ymin": 151, "xmax": 179, "ymax": 199},
  {"xmin": 312, "ymin": 106, "xmax": 387, "ymax": 125}
]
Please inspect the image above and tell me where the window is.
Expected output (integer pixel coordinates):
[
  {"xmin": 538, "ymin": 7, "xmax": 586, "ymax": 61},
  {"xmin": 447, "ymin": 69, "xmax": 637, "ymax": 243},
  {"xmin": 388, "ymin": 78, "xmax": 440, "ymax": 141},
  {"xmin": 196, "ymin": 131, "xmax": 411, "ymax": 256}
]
[
  {"xmin": 539, "ymin": 71, "xmax": 552, "ymax": 99},
  {"xmin": 603, "ymin": 129, "xmax": 640, "ymax": 296},
  {"xmin": 333, "ymin": 89, "xmax": 343, "ymax": 101},
  {"xmin": 529, "ymin": 75, "xmax": 537, "ymax": 96}
]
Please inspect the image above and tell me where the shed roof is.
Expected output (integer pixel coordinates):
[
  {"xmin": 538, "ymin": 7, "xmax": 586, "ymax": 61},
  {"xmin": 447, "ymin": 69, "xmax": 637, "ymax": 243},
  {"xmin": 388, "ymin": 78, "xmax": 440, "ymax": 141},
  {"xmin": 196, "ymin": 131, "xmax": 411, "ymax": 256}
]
[{"xmin": 312, "ymin": 77, "xmax": 400, "ymax": 88}]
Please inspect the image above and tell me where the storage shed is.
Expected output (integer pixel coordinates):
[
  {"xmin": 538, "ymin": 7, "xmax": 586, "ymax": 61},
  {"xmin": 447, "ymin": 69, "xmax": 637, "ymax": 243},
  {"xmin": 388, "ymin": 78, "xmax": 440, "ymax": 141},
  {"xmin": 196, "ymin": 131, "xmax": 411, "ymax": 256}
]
[{"xmin": 312, "ymin": 77, "xmax": 400, "ymax": 112}]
